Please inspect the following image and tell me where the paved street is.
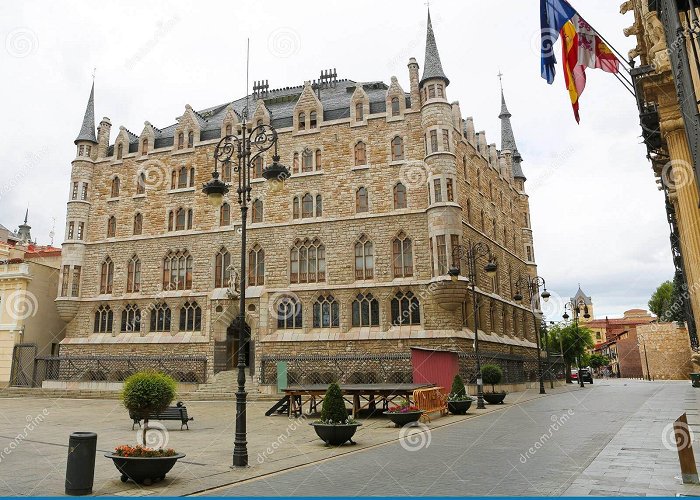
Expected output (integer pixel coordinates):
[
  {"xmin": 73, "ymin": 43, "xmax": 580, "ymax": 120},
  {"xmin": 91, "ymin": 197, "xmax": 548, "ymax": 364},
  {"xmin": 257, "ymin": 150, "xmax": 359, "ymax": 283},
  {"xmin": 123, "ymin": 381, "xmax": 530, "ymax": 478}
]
[{"xmin": 205, "ymin": 379, "xmax": 700, "ymax": 497}]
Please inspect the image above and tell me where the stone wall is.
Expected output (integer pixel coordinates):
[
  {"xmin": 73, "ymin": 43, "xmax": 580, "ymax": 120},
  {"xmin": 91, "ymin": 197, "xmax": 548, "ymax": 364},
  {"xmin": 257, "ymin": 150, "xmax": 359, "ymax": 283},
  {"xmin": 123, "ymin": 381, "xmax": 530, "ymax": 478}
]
[{"xmin": 638, "ymin": 322, "xmax": 694, "ymax": 381}]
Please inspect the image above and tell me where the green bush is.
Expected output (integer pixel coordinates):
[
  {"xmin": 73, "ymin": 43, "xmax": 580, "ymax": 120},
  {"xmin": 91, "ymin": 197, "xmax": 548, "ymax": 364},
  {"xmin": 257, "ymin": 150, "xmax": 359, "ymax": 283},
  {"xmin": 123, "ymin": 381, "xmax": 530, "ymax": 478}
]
[
  {"xmin": 481, "ymin": 364, "xmax": 503, "ymax": 392},
  {"xmin": 122, "ymin": 371, "xmax": 176, "ymax": 444},
  {"xmin": 320, "ymin": 382, "xmax": 349, "ymax": 424},
  {"xmin": 449, "ymin": 373, "xmax": 468, "ymax": 400}
]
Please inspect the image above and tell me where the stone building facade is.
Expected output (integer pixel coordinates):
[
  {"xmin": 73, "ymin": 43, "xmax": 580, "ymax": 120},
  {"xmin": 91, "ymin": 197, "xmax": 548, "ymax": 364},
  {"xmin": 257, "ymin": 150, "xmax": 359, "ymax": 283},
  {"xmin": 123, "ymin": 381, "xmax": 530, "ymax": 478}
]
[
  {"xmin": 637, "ymin": 322, "xmax": 694, "ymax": 380},
  {"xmin": 54, "ymin": 13, "xmax": 542, "ymax": 388}
]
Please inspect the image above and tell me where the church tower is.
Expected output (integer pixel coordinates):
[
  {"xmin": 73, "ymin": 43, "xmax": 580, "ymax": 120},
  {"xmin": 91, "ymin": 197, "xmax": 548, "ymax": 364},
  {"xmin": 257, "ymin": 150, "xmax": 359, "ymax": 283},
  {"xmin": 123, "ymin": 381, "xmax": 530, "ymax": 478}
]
[{"xmin": 16, "ymin": 209, "xmax": 32, "ymax": 244}]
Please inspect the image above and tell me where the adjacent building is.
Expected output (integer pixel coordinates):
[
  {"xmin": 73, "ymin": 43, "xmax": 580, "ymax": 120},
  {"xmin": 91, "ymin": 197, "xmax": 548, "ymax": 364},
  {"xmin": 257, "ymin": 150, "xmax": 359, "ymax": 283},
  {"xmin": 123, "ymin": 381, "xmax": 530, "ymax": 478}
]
[{"xmin": 53, "ymin": 13, "xmax": 544, "ymax": 389}]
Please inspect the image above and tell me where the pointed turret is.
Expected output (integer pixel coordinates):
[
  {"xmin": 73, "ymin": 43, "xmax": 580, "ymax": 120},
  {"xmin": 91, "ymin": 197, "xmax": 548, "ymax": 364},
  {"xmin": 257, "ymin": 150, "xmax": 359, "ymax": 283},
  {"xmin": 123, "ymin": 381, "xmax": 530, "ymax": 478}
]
[
  {"xmin": 498, "ymin": 80, "xmax": 525, "ymax": 180},
  {"xmin": 420, "ymin": 10, "xmax": 449, "ymax": 87},
  {"xmin": 16, "ymin": 209, "xmax": 31, "ymax": 244},
  {"xmin": 74, "ymin": 83, "xmax": 97, "ymax": 144}
]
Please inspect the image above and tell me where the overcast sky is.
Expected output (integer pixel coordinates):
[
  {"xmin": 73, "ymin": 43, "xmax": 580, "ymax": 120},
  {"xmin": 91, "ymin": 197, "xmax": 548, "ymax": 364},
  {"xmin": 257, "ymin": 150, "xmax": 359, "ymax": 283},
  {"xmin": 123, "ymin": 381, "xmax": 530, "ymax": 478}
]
[{"xmin": 0, "ymin": 0, "xmax": 673, "ymax": 319}]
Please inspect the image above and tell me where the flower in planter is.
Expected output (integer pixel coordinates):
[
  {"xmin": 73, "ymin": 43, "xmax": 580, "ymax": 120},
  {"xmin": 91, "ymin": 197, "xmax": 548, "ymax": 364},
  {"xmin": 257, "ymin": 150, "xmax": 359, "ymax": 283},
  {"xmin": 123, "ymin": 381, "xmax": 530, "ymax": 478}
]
[
  {"xmin": 386, "ymin": 399, "xmax": 421, "ymax": 413},
  {"xmin": 447, "ymin": 374, "xmax": 475, "ymax": 402},
  {"xmin": 113, "ymin": 445, "xmax": 177, "ymax": 458}
]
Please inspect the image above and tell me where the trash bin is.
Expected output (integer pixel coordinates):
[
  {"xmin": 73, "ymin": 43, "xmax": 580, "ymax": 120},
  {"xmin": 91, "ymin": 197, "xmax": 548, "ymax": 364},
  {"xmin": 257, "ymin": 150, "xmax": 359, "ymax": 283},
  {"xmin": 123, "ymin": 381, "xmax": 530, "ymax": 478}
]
[{"xmin": 65, "ymin": 432, "xmax": 97, "ymax": 496}]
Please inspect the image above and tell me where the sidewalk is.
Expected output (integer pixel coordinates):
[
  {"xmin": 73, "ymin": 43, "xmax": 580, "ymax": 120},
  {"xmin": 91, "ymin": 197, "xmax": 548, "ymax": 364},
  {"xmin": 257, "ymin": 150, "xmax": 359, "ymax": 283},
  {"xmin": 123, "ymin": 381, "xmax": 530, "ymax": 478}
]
[{"xmin": 0, "ymin": 383, "xmax": 577, "ymax": 496}]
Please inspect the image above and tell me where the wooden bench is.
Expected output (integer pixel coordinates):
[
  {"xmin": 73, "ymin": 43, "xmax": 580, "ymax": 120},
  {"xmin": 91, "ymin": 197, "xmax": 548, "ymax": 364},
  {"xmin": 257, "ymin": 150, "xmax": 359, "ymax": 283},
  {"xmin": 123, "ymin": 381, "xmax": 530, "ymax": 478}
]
[
  {"xmin": 130, "ymin": 401, "xmax": 194, "ymax": 430},
  {"xmin": 413, "ymin": 387, "xmax": 447, "ymax": 422}
]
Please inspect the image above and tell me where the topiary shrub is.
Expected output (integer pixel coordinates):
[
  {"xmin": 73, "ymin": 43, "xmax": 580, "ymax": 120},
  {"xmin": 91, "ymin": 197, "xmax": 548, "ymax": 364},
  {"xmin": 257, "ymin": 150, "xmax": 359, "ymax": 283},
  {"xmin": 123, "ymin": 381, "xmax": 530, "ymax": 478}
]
[
  {"xmin": 122, "ymin": 371, "xmax": 177, "ymax": 444},
  {"xmin": 320, "ymin": 382, "xmax": 349, "ymax": 424},
  {"xmin": 448, "ymin": 373, "xmax": 470, "ymax": 401},
  {"xmin": 481, "ymin": 364, "xmax": 503, "ymax": 392}
]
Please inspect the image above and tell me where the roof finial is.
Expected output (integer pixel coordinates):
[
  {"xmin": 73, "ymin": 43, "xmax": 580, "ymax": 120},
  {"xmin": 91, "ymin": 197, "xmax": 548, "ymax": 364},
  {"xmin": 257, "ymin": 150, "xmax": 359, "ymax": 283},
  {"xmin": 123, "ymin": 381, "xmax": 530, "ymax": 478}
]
[
  {"xmin": 24, "ymin": 207, "xmax": 28, "ymax": 224},
  {"xmin": 92, "ymin": 67, "xmax": 96, "ymax": 81}
]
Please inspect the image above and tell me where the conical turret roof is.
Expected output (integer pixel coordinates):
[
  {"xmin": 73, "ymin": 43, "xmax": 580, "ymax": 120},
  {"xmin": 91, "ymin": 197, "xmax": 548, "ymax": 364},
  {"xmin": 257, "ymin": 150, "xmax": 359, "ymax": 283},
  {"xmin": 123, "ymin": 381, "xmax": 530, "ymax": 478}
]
[
  {"xmin": 420, "ymin": 11, "xmax": 449, "ymax": 86},
  {"xmin": 75, "ymin": 82, "xmax": 97, "ymax": 144}
]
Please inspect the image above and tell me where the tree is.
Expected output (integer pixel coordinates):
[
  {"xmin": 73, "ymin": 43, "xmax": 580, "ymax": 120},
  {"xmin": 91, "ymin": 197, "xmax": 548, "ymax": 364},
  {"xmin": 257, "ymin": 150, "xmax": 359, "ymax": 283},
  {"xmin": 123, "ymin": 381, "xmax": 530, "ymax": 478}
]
[
  {"xmin": 122, "ymin": 371, "xmax": 176, "ymax": 445},
  {"xmin": 546, "ymin": 323, "xmax": 595, "ymax": 383},
  {"xmin": 320, "ymin": 382, "xmax": 348, "ymax": 423},
  {"xmin": 648, "ymin": 280, "xmax": 674, "ymax": 320},
  {"xmin": 481, "ymin": 364, "xmax": 503, "ymax": 392},
  {"xmin": 589, "ymin": 353, "xmax": 610, "ymax": 370}
]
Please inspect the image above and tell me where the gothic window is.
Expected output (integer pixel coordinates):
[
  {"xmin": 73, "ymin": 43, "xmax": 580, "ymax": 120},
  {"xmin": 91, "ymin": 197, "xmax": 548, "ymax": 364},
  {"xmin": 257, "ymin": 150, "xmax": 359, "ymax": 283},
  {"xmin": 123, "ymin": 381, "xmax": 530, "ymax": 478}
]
[
  {"xmin": 178, "ymin": 166, "xmax": 188, "ymax": 188},
  {"xmin": 290, "ymin": 238, "xmax": 325, "ymax": 283},
  {"xmin": 78, "ymin": 145, "xmax": 84, "ymax": 156},
  {"xmin": 215, "ymin": 247, "xmax": 231, "ymax": 288},
  {"xmin": 222, "ymin": 161, "xmax": 231, "ymax": 182},
  {"xmin": 467, "ymin": 199, "xmax": 472, "ymax": 224},
  {"xmin": 354, "ymin": 141, "xmax": 366, "ymax": 166},
  {"xmin": 116, "ymin": 143, "xmax": 123, "ymax": 160},
  {"xmin": 315, "ymin": 149, "xmax": 322, "ymax": 170},
  {"xmin": 253, "ymin": 156, "xmax": 263, "ymax": 178},
  {"xmin": 225, "ymin": 124, "xmax": 232, "ymax": 136},
  {"xmin": 352, "ymin": 293, "xmax": 379, "ymax": 327},
  {"xmin": 354, "ymin": 234, "xmax": 374, "ymax": 280},
  {"xmin": 302, "ymin": 148, "xmax": 313, "ymax": 172},
  {"xmin": 178, "ymin": 132, "xmax": 184, "ymax": 150},
  {"xmin": 150, "ymin": 303, "xmax": 171, "ymax": 332},
  {"xmin": 436, "ymin": 235, "xmax": 447, "ymax": 275},
  {"xmin": 94, "ymin": 305, "xmax": 113, "ymax": 333},
  {"xmin": 391, "ymin": 291, "xmax": 420, "ymax": 325},
  {"xmin": 450, "ymin": 235, "xmax": 460, "ymax": 267},
  {"xmin": 175, "ymin": 208, "xmax": 186, "ymax": 230},
  {"xmin": 355, "ymin": 102, "xmax": 364, "ymax": 121},
  {"xmin": 126, "ymin": 255, "xmax": 141, "ymax": 293},
  {"xmin": 68, "ymin": 222, "xmax": 74, "ymax": 240},
  {"xmin": 136, "ymin": 173, "xmax": 146, "ymax": 195},
  {"xmin": 61, "ymin": 265, "xmax": 69, "ymax": 296},
  {"xmin": 248, "ymin": 244, "xmax": 265, "ymax": 286},
  {"xmin": 430, "ymin": 130, "xmax": 438, "ymax": 153},
  {"xmin": 141, "ymin": 139, "xmax": 148, "ymax": 155},
  {"xmin": 313, "ymin": 295, "xmax": 339, "ymax": 328},
  {"xmin": 391, "ymin": 96, "xmax": 400, "ymax": 116},
  {"xmin": 179, "ymin": 301, "xmax": 201, "ymax": 331},
  {"xmin": 292, "ymin": 152, "xmax": 300, "ymax": 174},
  {"xmin": 394, "ymin": 182, "xmax": 407, "ymax": 209},
  {"xmin": 446, "ymin": 178, "xmax": 454, "ymax": 201},
  {"xmin": 187, "ymin": 131, "xmax": 194, "ymax": 148},
  {"xmin": 480, "ymin": 210, "xmax": 485, "ymax": 231},
  {"xmin": 292, "ymin": 196, "xmax": 300, "ymax": 219},
  {"xmin": 81, "ymin": 183, "xmax": 88, "ymax": 200},
  {"xmin": 429, "ymin": 238, "xmax": 435, "ymax": 277},
  {"xmin": 476, "ymin": 169, "xmax": 481, "ymax": 191},
  {"xmin": 489, "ymin": 181, "xmax": 493, "ymax": 199},
  {"xmin": 107, "ymin": 216, "xmax": 116, "ymax": 238},
  {"xmin": 72, "ymin": 181, "xmax": 78, "ymax": 200},
  {"xmin": 252, "ymin": 198, "xmax": 263, "ymax": 223},
  {"xmin": 442, "ymin": 130, "xmax": 450, "ymax": 151},
  {"xmin": 302, "ymin": 193, "xmax": 313, "ymax": 218},
  {"xmin": 309, "ymin": 111, "xmax": 317, "ymax": 129},
  {"xmin": 298, "ymin": 112, "xmax": 306, "ymax": 130},
  {"xmin": 392, "ymin": 232, "xmax": 413, "ymax": 277},
  {"xmin": 433, "ymin": 179, "xmax": 442, "ymax": 203},
  {"xmin": 492, "ymin": 219, "xmax": 497, "ymax": 239},
  {"xmin": 315, "ymin": 195, "xmax": 322, "ymax": 217},
  {"xmin": 71, "ymin": 266, "xmax": 81, "ymax": 297},
  {"xmin": 111, "ymin": 177, "xmax": 120, "ymax": 198},
  {"xmin": 163, "ymin": 250, "xmax": 193, "ymax": 291},
  {"xmin": 436, "ymin": 83, "xmax": 444, "ymax": 98},
  {"xmin": 277, "ymin": 297, "xmax": 302, "ymax": 329},
  {"xmin": 133, "ymin": 213, "xmax": 142, "ymax": 235},
  {"xmin": 428, "ymin": 84, "xmax": 436, "ymax": 99},
  {"xmin": 121, "ymin": 304, "xmax": 141, "ymax": 332},
  {"xmin": 356, "ymin": 187, "xmax": 368, "ymax": 213},
  {"xmin": 220, "ymin": 202, "xmax": 231, "ymax": 226},
  {"xmin": 391, "ymin": 136, "xmax": 404, "ymax": 161},
  {"xmin": 527, "ymin": 245, "xmax": 534, "ymax": 262},
  {"xmin": 77, "ymin": 222, "xmax": 84, "ymax": 240}
]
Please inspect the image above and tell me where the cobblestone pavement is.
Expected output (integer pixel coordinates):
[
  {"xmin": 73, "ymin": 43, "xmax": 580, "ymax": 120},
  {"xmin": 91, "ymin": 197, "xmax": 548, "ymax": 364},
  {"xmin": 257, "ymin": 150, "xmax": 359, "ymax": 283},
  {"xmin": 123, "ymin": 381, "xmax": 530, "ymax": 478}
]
[{"xmin": 205, "ymin": 379, "xmax": 700, "ymax": 497}]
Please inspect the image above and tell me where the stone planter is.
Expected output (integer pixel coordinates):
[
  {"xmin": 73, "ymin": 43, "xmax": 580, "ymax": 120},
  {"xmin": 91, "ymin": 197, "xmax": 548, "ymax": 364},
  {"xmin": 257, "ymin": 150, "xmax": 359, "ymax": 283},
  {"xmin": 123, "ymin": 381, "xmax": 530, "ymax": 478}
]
[
  {"xmin": 310, "ymin": 423, "xmax": 361, "ymax": 446},
  {"xmin": 105, "ymin": 453, "xmax": 185, "ymax": 485},
  {"xmin": 447, "ymin": 399, "xmax": 473, "ymax": 415},
  {"xmin": 482, "ymin": 392, "xmax": 507, "ymax": 404},
  {"xmin": 383, "ymin": 410, "xmax": 423, "ymax": 427}
]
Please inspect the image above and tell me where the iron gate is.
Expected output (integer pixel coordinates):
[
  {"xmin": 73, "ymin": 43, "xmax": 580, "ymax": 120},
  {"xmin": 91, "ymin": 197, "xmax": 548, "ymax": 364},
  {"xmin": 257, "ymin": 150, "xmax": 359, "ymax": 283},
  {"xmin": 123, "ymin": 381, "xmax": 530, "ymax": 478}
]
[{"xmin": 9, "ymin": 343, "xmax": 37, "ymax": 387}]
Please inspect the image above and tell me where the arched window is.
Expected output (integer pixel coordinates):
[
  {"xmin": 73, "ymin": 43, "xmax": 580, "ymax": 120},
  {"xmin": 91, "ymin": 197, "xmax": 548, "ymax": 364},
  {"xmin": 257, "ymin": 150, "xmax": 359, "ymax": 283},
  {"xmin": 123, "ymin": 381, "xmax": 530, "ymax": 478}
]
[
  {"xmin": 356, "ymin": 187, "xmax": 368, "ymax": 213},
  {"xmin": 220, "ymin": 202, "xmax": 230, "ymax": 226},
  {"xmin": 480, "ymin": 210, "xmax": 485, "ymax": 231},
  {"xmin": 222, "ymin": 161, "xmax": 231, "ymax": 183},
  {"xmin": 352, "ymin": 293, "xmax": 379, "ymax": 327},
  {"xmin": 292, "ymin": 196, "xmax": 300, "ymax": 219},
  {"xmin": 248, "ymin": 244, "xmax": 265, "ymax": 286},
  {"xmin": 315, "ymin": 195, "xmax": 322, "ymax": 217},
  {"xmin": 302, "ymin": 193, "xmax": 313, "ymax": 218},
  {"xmin": 94, "ymin": 305, "xmax": 113, "ymax": 333},
  {"xmin": 446, "ymin": 178, "xmax": 454, "ymax": 201},
  {"xmin": 178, "ymin": 132, "xmax": 184, "ymax": 150},
  {"xmin": 100, "ymin": 257, "xmax": 113, "ymax": 294},
  {"xmin": 126, "ymin": 255, "xmax": 141, "ymax": 293},
  {"xmin": 189, "ymin": 167, "xmax": 195, "ymax": 187},
  {"xmin": 394, "ymin": 182, "xmax": 407, "ymax": 209},
  {"xmin": 133, "ymin": 213, "xmax": 142, "ymax": 235},
  {"xmin": 315, "ymin": 149, "xmax": 322, "ymax": 170},
  {"xmin": 391, "ymin": 136, "xmax": 404, "ymax": 161},
  {"xmin": 392, "ymin": 232, "xmax": 413, "ymax": 277},
  {"xmin": 298, "ymin": 112, "xmax": 305, "ymax": 129},
  {"xmin": 252, "ymin": 199, "xmax": 263, "ymax": 223},
  {"xmin": 302, "ymin": 148, "xmax": 313, "ymax": 172},
  {"xmin": 177, "ymin": 166, "xmax": 188, "ymax": 189},
  {"xmin": 355, "ymin": 102, "xmax": 364, "ymax": 121},
  {"xmin": 290, "ymin": 238, "xmax": 325, "ymax": 283},
  {"xmin": 354, "ymin": 234, "xmax": 374, "ymax": 280},
  {"xmin": 391, "ymin": 291, "xmax": 420, "ymax": 325},
  {"xmin": 476, "ymin": 169, "xmax": 481, "ymax": 191},
  {"xmin": 391, "ymin": 96, "xmax": 400, "ymax": 116},
  {"xmin": 215, "ymin": 247, "xmax": 231, "ymax": 288},
  {"xmin": 253, "ymin": 156, "xmax": 263, "ymax": 178},
  {"xmin": 225, "ymin": 124, "xmax": 232, "ymax": 136},
  {"xmin": 116, "ymin": 143, "xmax": 123, "ymax": 160},
  {"xmin": 187, "ymin": 131, "xmax": 194, "ymax": 148},
  {"xmin": 107, "ymin": 216, "xmax": 116, "ymax": 238},
  {"xmin": 175, "ymin": 208, "xmax": 186, "ymax": 231},
  {"xmin": 163, "ymin": 250, "xmax": 193, "ymax": 290},
  {"xmin": 150, "ymin": 303, "xmax": 171, "ymax": 332},
  {"xmin": 141, "ymin": 139, "xmax": 148, "ymax": 155},
  {"xmin": 111, "ymin": 177, "xmax": 120, "ymax": 198},
  {"xmin": 467, "ymin": 199, "xmax": 472, "ymax": 223},
  {"xmin": 179, "ymin": 301, "xmax": 201, "ymax": 331},
  {"xmin": 313, "ymin": 295, "xmax": 339, "ymax": 328},
  {"xmin": 309, "ymin": 111, "xmax": 317, "ymax": 129},
  {"xmin": 433, "ymin": 178, "xmax": 443, "ymax": 203},
  {"xmin": 354, "ymin": 141, "xmax": 366, "ymax": 166},
  {"xmin": 277, "ymin": 297, "xmax": 302, "ymax": 329},
  {"xmin": 121, "ymin": 304, "xmax": 141, "ymax": 332},
  {"xmin": 136, "ymin": 173, "xmax": 146, "ymax": 195}
]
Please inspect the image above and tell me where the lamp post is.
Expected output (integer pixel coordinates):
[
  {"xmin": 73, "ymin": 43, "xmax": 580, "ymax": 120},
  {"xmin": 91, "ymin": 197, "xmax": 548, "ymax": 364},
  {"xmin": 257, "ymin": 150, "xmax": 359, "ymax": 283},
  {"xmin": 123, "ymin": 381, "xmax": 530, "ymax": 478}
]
[
  {"xmin": 513, "ymin": 274, "xmax": 550, "ymax": 395},
  {"xmin": 448, "ymin": 241, "xmax": 497, "ymax": 410},
  {"xmin": 563, "ymin": 297, "xmax": 590, "ymax": 389},
  {"xmin": 541, "ymin": 319, "xmax": 554, "ymax": 389},
  {"xmin": 202, "ymin": 121, "xmax": 289, "ymax": 467}
]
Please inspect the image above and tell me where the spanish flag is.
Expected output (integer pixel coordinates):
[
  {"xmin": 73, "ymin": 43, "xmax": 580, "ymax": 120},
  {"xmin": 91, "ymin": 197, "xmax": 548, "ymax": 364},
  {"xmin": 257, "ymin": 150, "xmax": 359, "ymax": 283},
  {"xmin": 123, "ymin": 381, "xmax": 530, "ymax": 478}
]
[{"xmin": 541, "ymin": 0, "xmax": 620, "ymax": 122}]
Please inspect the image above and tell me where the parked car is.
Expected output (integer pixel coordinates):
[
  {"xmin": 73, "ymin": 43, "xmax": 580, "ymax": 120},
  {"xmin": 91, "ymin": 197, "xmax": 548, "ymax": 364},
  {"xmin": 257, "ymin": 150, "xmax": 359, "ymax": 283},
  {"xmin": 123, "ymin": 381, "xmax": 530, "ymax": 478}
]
[
  {"xmin": 578, "ymin": 368, "xmax": 594, "ymax": 384},
  {"xmin": 570, "ymin": 369, "xmax": 578, "ymax": 380}
]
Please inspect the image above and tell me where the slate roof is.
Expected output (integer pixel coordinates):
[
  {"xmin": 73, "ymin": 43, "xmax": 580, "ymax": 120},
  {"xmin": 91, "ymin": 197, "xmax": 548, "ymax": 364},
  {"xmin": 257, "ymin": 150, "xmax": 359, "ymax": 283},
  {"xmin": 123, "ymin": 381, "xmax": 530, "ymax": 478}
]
[
  {"xmin": 499, "ymin": 86, "xmax": 525, "ymax": 180},
  {"xmin": 420, "ymin": 11, "xmax": 449, "ymax": 86},
  {"xmin": 75, "ymin": 83, "xmax": 97, "ymax": 144}
]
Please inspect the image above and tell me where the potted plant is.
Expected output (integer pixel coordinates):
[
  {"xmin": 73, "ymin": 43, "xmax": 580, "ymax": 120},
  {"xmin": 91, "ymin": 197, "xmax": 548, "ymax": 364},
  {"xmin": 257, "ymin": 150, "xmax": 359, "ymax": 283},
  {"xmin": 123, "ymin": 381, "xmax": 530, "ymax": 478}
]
[
  {"xmin": 310, "ymin": 382, "xmax": 361, "ymax": 446},
  {"xmin": 481, "ymin": 364, "xmax": 507, "ymax": 404},
  {"xmin": 383, "ymin": 399, "xmax": 423, "ymax": 427},
  {"xmin": 447, "ymin": 374, "xmax": 474, "ymax": 415},
  {"xmin": 105, "ymin": 371, "xmax": 185, "ymax": 485}
]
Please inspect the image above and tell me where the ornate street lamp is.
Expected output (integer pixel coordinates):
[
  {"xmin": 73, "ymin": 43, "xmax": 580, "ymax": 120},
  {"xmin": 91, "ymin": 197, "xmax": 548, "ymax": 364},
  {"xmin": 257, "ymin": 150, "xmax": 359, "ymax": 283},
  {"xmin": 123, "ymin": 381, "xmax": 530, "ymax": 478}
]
[
  {"xmin": 513, "ymin": 275, "xmax": 550, "ymax": 395},
  {"xmin": 449, "ymin": 241, "xmax": 497, "ymax": 410},
  {"xmin": 562, "ymin": 296, "xmax": 590, "ymax": 389},
  {"xmin": 203, "ymin": 122, "xmax": 289, "ymax": 467}
]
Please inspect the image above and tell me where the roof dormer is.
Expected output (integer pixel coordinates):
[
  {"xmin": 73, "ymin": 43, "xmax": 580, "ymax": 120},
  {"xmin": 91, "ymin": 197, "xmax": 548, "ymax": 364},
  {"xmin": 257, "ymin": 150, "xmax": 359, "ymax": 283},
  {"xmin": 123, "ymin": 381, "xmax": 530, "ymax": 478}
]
[
  {"xmin": 174, "ymin": 104, "xmax": 202, "ymax": 151},
  {"xmin": 386, "ymin": 76, "xmax": 406, "ymax": 121},
  {"xmin": 139, "ymin": 121, "xmax": 156, "ymax": 157},
  {"xmin": 251, "ymin": 99, "xmax": 271, "ymax": 127},
  {"xmin": 221, "ymin": 104, "xmax": 240, "ymax": 137},
  {"xmin": 293, "ymin": 81, "xmax": 323, "ymax": 134},
  {"xmin": 350, "ymin": 84, "xmax": 369, "ymax": 127}
]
